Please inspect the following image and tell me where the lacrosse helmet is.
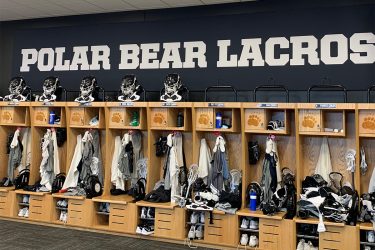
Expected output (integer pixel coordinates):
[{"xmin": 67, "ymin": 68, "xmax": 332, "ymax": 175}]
[
  {"xmin": 9, "ymin": 77, "xmax": 26, "ymax": 96},
  {"xmin": 164, "ymin": 73, "xmax": 182, "ymax": 95},
  {"xmin": 42, "ymin": 76, "xmax": 59, "ymax": 96},
  {"xmin": 120, "ymin": 75, "xmax": 137, "ymax": 96},
  {"xmin": 79, "ymin": 76, "xmax": 96, "ymax": 97}
]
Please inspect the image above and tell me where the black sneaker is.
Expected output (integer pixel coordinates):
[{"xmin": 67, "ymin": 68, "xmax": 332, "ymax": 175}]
[{"xmin": 142, "ymin": 224, "xmax": 154, "ymax": 235}]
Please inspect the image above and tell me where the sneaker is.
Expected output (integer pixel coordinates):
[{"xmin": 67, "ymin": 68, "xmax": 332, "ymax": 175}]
[
  {"xmin": 296, "ymin": 239, "xmax": 305, "ymax": 250},
  {"xmin": 57, "ymin": 200, "xmax": 62, "ymax": 207},
  {"xmin": 141, "ymin": 207, "xmax": 147, "ymax": 219},
  {"xmin": 248, "ymin": 235, "xmax": 258, "ymax": 248},
  {"xmin": 199, "ymin": 212, "xmax": 205, "ymax": 224},
  {"xmin": 136, "ymin": 225, "xmax": 143, "ymax": 234},
  {"xmin": 249, "ymin": 219, "xmax": 259, "ymax": 230},
  {"xmin": 142, "ymin": 224, "xmax": 154, "ymax": 235},
  {"xmin": 146, "ymin": 207, "xmax": 154, "ymax": 219},
  {"xmin": 190, "ymin": 212, "xmax": 199, "ymax": 224},
  {"xmin": 240, "ymin": 234, "xmax": 249, "ymax": 246},
  {"xmin": 62, "ymin": 212, "xmax": 68, "ymax": 223},
  {"xmin": 18, "ymin": 208, "xmax": 26, "ymax": 217},
  {"xmin": 89, "ymin": 116, "xmax": 99, "ymax": 126},
  {"xmin": 240, "ymin": 218, "xmax": 249, "ymax": 229},
  {"xmin": 105, "ymin": 203, "xmax": 110, "ymax": 213},
  {"xmin": 60, "ymin": 199, "xmax": 68, "ymax": 208},
  {"xmin": 99, "ymin": 203, "xmax": 104, "ymax": 212},
  {"xmin": 364, "ymin": 246, "xmax": 371, "ymax": 250},
  {"xmin": 24, "ymin": 208, "xmax": 29, "ymax": 218},
  {"xmin": 22, "ymin": 195, "xmax": 28, "ymax": 204},
  {"xmin": 368, "ymin": 231, "xmax": 375, "ymax": 243},
  {"xmin": 59, "ymin": 211, "xmax": 64, "ymax": 221},
  {"xmin": 188, "ymin": 225, "xmax": 196, "ymax": 239},
  {"xmin": 195, "ymin": 225, "xmax": 203, "ymax": 240}
]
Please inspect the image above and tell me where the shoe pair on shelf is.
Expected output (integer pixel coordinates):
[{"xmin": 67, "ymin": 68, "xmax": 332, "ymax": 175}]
[
  {"xmin": 140, "ymin": 207, "xmax": 155, "ymax": 219},
  {"xmin": 18, "ymin": 207, "xmax": 29, "ymax": 218},
  {"xmin": 240, "ymin": 234, "xmax": 258, "ymax": 247},
  {"xmin": 99, "ymin": 202, "xmax": 110, "ymax": 213},
  {"xmin": 22, "ymin": 195, "xmax": 29, "ymax": 204},
  {"xmin": 136, "ymin": 222, "xmax": 154, "ymax": 236},
  {"xmin": 188, "ymin": 225, "xmax": 204, "ymax": 240},
  {"xmin": 368, "ymin": 231, "xmax": 375, "ymax": 243},
  {"xmin": 56, "ymin": 199, "xmax": 68, "ymax": 208},
  {"xmin": 190, "ymin": 211, "xmax": 204, "ymax": 224},
  {"xmin": 240, "ymin": 217, "xmax": 259, "ymax": 230},
  {"xmin": 296, "ymin": 239, "xmax": 318, "ymax": 250},
  {"xmin": 59, "ymin": 211, "xmax": 68, "ymax": 223}
]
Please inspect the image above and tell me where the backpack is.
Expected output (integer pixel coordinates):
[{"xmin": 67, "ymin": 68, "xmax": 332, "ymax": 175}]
[
  {"xmin": 14, "ymin": 169, "xmax": 30, "ymax": 190},
  {"xmin": 84, "ymin": 175, "xmax": 102, "ymax": 198},
  {"xmin": 248, "ymin": 141, "xmax": 260, "ymax": 165},
  {"xmin": 155, "ymin": 137, "xmax": 168, "ymax": 156},
  {"xmin": 131, "ymin": 178, "xmax": 146, "ymax": 201},
  {"xmin": 52, "ymin": 173, "xmax": 66, "ymax": 193}
]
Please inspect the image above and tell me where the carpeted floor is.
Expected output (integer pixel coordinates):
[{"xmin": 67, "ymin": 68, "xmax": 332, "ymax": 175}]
[{"xmin": 0, "ymin": 219, "xmax": 213, "ymax": 250}]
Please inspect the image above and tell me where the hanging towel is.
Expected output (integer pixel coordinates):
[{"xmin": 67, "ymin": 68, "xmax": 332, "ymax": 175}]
[
  {"xmin": 80, "ymin": 131, "xmax": 94, "ymax": 181},
  {"xmin": 40, "ymin": 129, "xmax": 54, "ymax": 191},
  {"xmin": 210, "ymin": 136, "xmax": 228, "ymax": 193},
  {"xmin": 18, "ymin": 128, "xmax": 31, "ymax": 171},
  {"xmin": 62, "ymin": 134, "xmax": 82, "ymax": 189},
  {"xmin": 170, "ymin": 132, "xmax": 183, "ymax": 203},
  {"xmin": 272, "ymin": 140, "xmax": 282, "ymax": 190},
  {"xmin": 111, "ymin": 136, "xmax": 124, "ymax": 190},
  {"xmin": 7, "ymin": 129, "xmax": 22, "ymax": 181},
  {"xmin": 51, "ymin": 129, "xmax": 60, "ymax": 175},
  {"xmin": 314, "ymin": 137, "xmax": 332, "ymax": 183},
  {"xmin": 131, "ymin": 131, "xmax": 143, "ymax": 185},
  {"xmin": 198, "ymin": 138, "xmax": 212, "ymax": 184}
]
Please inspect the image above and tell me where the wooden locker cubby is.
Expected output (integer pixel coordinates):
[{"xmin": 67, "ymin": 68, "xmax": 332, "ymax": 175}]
[
  {"xmin": 359, "ymin": 223, "xmax": 375, "ymax": 250},
  {"xmin": 107, "ymin": 102, "xmax": 147, "ymax": 130},
  {"xmin": 240, "ymin": 103, "xmax": 295, "ymax": 213},
  {"xmin": 66, "ymin": 102, "xmax": 105, "ymax": 129},
  {"xmin": 12, "ymin": 190, "xmax": 52, "ymax": 222},
  {"xmin": 0, "ymin": 102, "xmax": 30, "ymax": 126},
  {"xmin": 148, "ymin": 102, "xmax": 191, "ymax": 131},
  {"xmin": 296, "ymin": 103, "xmax": 356, "ymax": 198},
  {"xmin": 31, "ymin": 102, "xmax": 66, "ymax": 127}
]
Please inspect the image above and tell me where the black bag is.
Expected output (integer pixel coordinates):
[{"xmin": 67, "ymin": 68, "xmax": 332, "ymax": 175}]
[
  {"xmin": 131, "ymin": 178, "xmax": 146, "ymax": 201},
  {"xmin": 56, "ymin": 128, "xmax": 67, "ymax": 147},
  {"xmin": 248, "ymin": 141, "xmax": 260, "ymax": 165},
  {"xmin": 84, "ymin": 175, "xmax": 102, "ymax": 198},
  {"xmin": 14, "ymin": 169, "xmax": 30, "ymax": 190},
  {"xmin": 52, "ymin": 173, "xmax": 66, "ymax": 193},
  {"xmin": 155, "ymin": 136, "xmax": 168, "ymax": 157}
]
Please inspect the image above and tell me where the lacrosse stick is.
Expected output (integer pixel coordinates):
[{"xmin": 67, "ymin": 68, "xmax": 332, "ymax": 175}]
[{"xmin": 178, "ymin": 164, "xmax": 199, "ymax": 207}]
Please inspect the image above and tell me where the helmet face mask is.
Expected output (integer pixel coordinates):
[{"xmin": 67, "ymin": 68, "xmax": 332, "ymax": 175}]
[
  {"xmin": 42, "ymin": 77, "xmax": 59, "ymax": 96},
  {"xmin": 79, "ymin": 77, "xmax": 95, "ymax": 98},
  {"xmin": 121, "ymin": 75, "xmax": 136, "ymax": 96},
  {"xmin": 4, "ymin": 77, "xmax": 27, "ymax": 102}
]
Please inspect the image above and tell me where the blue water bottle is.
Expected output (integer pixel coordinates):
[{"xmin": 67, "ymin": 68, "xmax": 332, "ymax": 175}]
[
  {"xmin": 249, "ymin": 190, "xmax": 257, "ymax": 211},
  {"xmin": 215, "ymin": 112, "xmax": 222, "ymax": 129},
  {"xmin": 49, "ymin": 111, "xmax": 55, "ymax": 125}
]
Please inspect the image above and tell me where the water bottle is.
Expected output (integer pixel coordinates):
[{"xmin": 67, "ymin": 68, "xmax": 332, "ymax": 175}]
[
  {"xmin": 49, "ymin": 111, "xmax": 55, "ymax": 125},
  {"xmin": 177, "ymin": 112, "xmax": 184, "ymax": 127},
  {"xmin": 249, "ymin": 190, "xmax": 257, "ymax": 211},
  {"xmin": 215, "ymin": 112, "xmax": 222, "ymax": 129}
]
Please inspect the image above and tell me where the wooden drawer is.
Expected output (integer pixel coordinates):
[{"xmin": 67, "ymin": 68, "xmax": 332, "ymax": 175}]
[
  {"xmin": 244, "ymin": 108, "xmax": 268, "ymax": 130},
  {"xmin": 262, "ymin": 241, "xmax": 278, "ymax": 249},
  {"xmin": 204, "ymin": 213, "xmax": 238, "ymax": 246},
  {"xmin": 299, "ymin": 109, "xmax": 322, "ymax": 132},
  {"xmin": 70, "ymin": 108, "xmax": 85, "ymax": 126},
  {"xmin": 154, "ymin": 207, "xmax": 185, "ymax": 240},
  {"xmin": 110, "ymin": 204, "xmax": 127, "ymax": 216},
  {"xmin": 155, "ymin": 227, "xmax": 172, "ymax": 238},
  {"xmin": 261, "ymin": 223, "xmax": 280, "ymax": 235},
  {"xmin": 109, "ymin": 203, "xmax": 137, "ymax": 233},
  {"xmin": 320, "ymin": 240, "xmax": 342, "ymax": 250},
  {"xmin": 206, "ymin": 225, "xmax": 223, "ymax": 236},
  {"xmin": 150, "ymin": 108, "xmax": 168, "ymax": 127},
  {"xmin": 109, "ymin": 108, "xmax": 125, "ymax": 127},
  {"xmin": 29, "ymin": 211, "xmax": 44, "ymax": 220},
  {"xmin": 196, "ymin": 108, "xmax": 214, "ymax": 129}
]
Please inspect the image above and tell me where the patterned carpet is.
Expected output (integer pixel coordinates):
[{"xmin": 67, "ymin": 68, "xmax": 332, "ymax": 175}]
[{"xmin": 0, "ymin": 219, "xmax": 212, "ymax": 250}]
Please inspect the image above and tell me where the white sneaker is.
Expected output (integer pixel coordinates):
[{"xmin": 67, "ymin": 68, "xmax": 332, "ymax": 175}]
[
  {"xmin": 249, "ymin": 219, "xmax": 259, "ymax": 230},
  {"xmin": 249, "ymin": 235, "xmax": 258, "ymax": 248},
  {"xmin": 296, "ymin": 239, "xmax": 305, "ymax": 250},
  {"xmin": 24, "ymin": 208, "xmax": 29, "ymax": 218},
  {"xmin": 240, "ymin": 234, "xmax": 249, "ymax": 246},
  {"xmin": 364, "ymin": 246, "xmax": 371, "ymax": 250},
  {"xmin": 195, "ymin": 225, "xmax": 203, "ymax": 239},
  {"xmin": 57, "ymin": 200, "xmax": 62, "ymax": 207},
  {"xmin": 199, "ymin": 212, "xmax": 205, "ymax": 224},
  {"xmin": 141, "ymin": 224, "xmax": 154, "ymax": 236},
  {"xmin": 18, "ymin": 208, "xmax": 26, "ymax": 217},
  {"xmin": 304, "ymin": 241, "xmax": 311, "ymax": 250},
  {"xmin": 136, "ymin": 225, "xmax": 143, "ymax": 234},
  {"xmin": 146, "ymin": 207, "xmax": 154, "ymax": 218},
  {"xmin": 240, "ymin": 218, "xmax": 249, "ymax": 229},
  {"xmin": 368, "ymin": 231, "xmax": 375, "ymax": 243},
  {"xmin": 59, "ymin": 211, "xmax": 64, "ymax": 221},
  {"xmin": 141, "ymin": 207, "xmax": 147, "ymax": 219},
  {"xmin": 60, "ymin": 199, "xmax": 68, "ymax": 208},
  {"xmin": 62, "ymin": 212, "xmax": 68, "ymax": 223},
  {"xmin": 188, "ymin": 225, "xmax": 196, "ymax": 239},
  {"xmin": 190, "ymin": 212, "xmax": 198, "ymax": 224},
  {"xmin": 22, "ymin": 195, "xmax": 28, "ymax": 204}
]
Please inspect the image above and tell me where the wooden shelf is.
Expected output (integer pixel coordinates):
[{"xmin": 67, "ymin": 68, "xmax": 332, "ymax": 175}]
[
  {"xmin": 0, "ymin": 123, "xmax": 29, "ymax": 127},
  {"xmin": 92, "ymin": 195, "xmax": 134, "ymax": 205},
  {"xmin": 359, "ymin": 133, "xmax": 375, "ymax": 138},
  {"xmin": 294, "ymin": 217, "xmax": 345, "ymax": 227},
  {"xmin": 52, "ymin": 193, "xmax": 85, "ymax": 200},
  {"xmin": 150, "ymin": 126, "xmax": 188, "ymax": 131},
  {"xmin": 0, "ymin": 187, "xmax": 15, "ymax": 192},
  {"xmin": 33, "ymin": 124, "xmax": 64, "ymax": 128},
  {"xmin": 108, "ymin": 125, "xmax": 144, "ymax": 130},
  {"xmin": 195, "ymin": 127, "xmax": 239, "ymax": 133},
  {"xmin": 244, "ymin": 129, "xmax": 288, "ymax": 135},
  {"xmin": 359, "ymin": 222, "xmax": 373, "ymax": 230},
  {"xmin": 69, "ymin": 125, "xmax": 104, "ymax": 129},
  {"xmin": 106, "ymin": 102, "xmax": 148, "ymax": 108},
  {"xmin": 14, "ymin": 190, "xmax": 47, "ymax": 196},
  {"xmin": 236, "ymin": 208, "xmax": 285, "ymax": 220},
  {"xmin": 136, "ymin": 200, "xmax": 177, "ymax": 209},
  {"xmin": 298, "ymin": 131, "xmax": 345, "ymax": 137}
]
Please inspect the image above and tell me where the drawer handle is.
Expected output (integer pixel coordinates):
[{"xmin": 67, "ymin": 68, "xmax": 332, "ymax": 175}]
[
  {"xmin": 158, "ymin": 227, "xmax": 171, "ymax": 231},
  {"xmin": 112, "ymin": 207, "xmax": 126, "ymax": 211},
  {"xmin": 71, "ymin": 202, "xmax": 83, "ymax": 206},
  {"xmin": 322, "ymin": 239, "xmax": 340, "ymax": 243},
  {"xmin": 208, "ymin": 233, "xmax": 223, "ymax": 237},
  {"xmin": 158, "ymin": 220, "xmax": 171, "ymax": 223},
  {"xmin": 158, "ymin": 212, "xmax": 172, "ymax": 216},
  {"xmin": 111, "ymin": 222, "xmax": 125, "ymax": 225},
  {"xmin": 71, "ymin": 209, "xmax": 83, "ymax": 213},
  {"xmin": 263, "ymin": 232, "xmax": 278, "ymax": 236},
  {"xmin": 207, "ymin": 225, "xmax": 223, "ymax": 229},
  {"xmin": 112, "ymin": 214, "xmax": 125, "ymax": 218},
  {"xmin": 263, "ymin": 224, "xmax": 279, "ymax": 228}
]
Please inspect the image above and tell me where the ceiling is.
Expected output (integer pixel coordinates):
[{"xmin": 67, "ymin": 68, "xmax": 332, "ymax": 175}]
[{"xmin": 0, "ymin": 0, "xmax": 255, "ymax": 21}]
